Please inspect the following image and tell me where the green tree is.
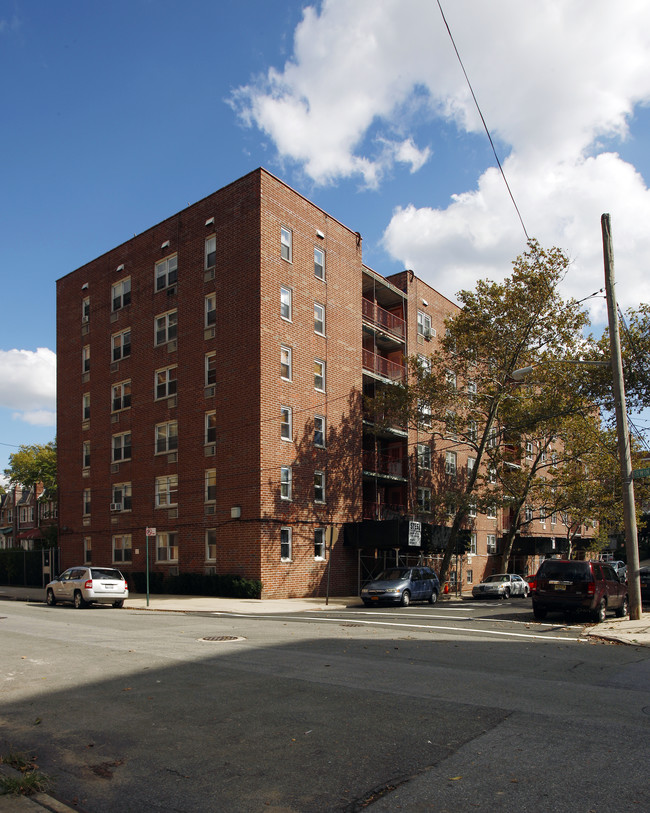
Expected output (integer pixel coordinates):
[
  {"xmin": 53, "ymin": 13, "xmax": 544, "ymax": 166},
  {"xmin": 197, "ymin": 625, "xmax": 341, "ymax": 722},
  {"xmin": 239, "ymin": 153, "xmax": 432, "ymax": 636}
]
[{"xmin": 4, "ymin": 440, "xmax": 57, "ymax": 494}]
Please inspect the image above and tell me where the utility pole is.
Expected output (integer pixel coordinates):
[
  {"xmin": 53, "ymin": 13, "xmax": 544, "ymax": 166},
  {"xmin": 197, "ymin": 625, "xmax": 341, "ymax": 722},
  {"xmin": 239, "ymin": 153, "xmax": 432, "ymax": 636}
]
[{"xmin": 601, "ymin": 213, "xmax": 642, "ymax": 620}]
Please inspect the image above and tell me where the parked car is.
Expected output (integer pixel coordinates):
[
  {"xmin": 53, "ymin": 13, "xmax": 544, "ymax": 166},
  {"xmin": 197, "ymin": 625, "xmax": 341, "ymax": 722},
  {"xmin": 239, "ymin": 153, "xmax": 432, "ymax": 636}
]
[
  {"xmin": 360, "ymin": 566, "xmax": 440, "ymax": 607},
  {"xmin": 532, "ymin": 559, "xmax": 627, "ymax": 622},
  {"xmin": 607, "ymin": 560, "xmax": 627, "ymax": 581},
  {"xmin": 525, "ymin": 575, "xmax": 537, "ymax": 593},
  {"xmin": 640, "ymin": 566, "xmax": 650, "ymax": 604},
  {"xmin": 46, "ymin": 567, "xmax": 129, "ymax": 609},
  {"xmin": 472, "ymin": 573, "xmax": 529, "ymax": 600}
]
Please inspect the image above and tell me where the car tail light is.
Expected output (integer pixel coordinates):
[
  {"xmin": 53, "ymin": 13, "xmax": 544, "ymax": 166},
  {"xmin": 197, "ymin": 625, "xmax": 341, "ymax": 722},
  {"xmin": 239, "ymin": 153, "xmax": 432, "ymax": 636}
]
[
  {"xmin": 587, "ymin": 581, "xmax": 595, "ymax": 595},
  {"xmin": 84, "ymin": 579, "xmax": 93, "ymax": 589}
]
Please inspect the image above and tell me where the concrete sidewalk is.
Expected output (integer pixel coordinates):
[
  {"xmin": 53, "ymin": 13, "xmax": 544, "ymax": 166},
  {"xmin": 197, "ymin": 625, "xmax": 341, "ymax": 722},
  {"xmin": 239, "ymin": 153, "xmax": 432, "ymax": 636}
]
[{"xmin": 1, "ymin": 584, "xmax": 649, "ymax": 647}]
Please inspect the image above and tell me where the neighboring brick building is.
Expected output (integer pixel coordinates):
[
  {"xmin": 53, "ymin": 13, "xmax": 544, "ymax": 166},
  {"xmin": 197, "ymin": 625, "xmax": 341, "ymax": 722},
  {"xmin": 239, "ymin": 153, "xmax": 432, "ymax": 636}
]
[{"xmin": 56, "ymin": 168, "xmax": 590, "ymax": 598}]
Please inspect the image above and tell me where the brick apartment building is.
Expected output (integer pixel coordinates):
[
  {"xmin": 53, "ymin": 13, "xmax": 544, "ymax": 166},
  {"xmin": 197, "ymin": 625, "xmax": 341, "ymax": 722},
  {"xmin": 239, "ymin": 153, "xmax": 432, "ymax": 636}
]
[{"xmin": 56, "ymin": 168, "xmax": 583, "ymax": 598}]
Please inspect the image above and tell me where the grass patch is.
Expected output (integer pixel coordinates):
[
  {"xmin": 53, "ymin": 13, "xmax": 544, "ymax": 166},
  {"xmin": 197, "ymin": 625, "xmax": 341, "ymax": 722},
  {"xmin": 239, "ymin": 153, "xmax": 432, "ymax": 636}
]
[{"xmin": 0, "ymin": 751, "xmax": 52, "ymax": 796}]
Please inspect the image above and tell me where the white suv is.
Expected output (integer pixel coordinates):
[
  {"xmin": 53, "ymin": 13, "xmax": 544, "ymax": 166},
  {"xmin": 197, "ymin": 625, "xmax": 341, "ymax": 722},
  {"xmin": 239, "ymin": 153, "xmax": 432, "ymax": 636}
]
[{"xmin": 46, "ymin": 567, "xmax": 129, "ymax": 609}]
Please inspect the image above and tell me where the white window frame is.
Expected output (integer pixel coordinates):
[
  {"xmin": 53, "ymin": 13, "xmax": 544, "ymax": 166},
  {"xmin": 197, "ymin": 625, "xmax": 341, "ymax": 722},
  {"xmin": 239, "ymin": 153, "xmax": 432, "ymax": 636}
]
[
  {"xmin": 205, "ymin": 469, "xmax": 216, "ymax": 503},
  {"xmin": 112, "ymin": 482, "xmax": 132, "ymax": 511},
  {"xmin": 111, "ymin": 328, "xmax": 131, "ymax": 362},
  {"xmin": 205, "ymin": 352, "xmax": 216, "ymax": 387},
  {"xmin": 445, "ymin": 451, "xmax": 457, "ymax": 476},
  {"xmin": 155, "ymin": 366, "xmax": 177, "ymax": 399},
  {"xmin": 468, "ymin": 420, "xmax": 478, "ymax": 444},
  {"xmin": 417, "ymin": 310, "xmax": 432, "ymax": 338},
  {"xmin": 155, "ymin": 420, "xmax": 178, "ymax": 454},
  {"xmin": 83, "ymin": 488, "xmax": 91, "ymax": 516},
  {"xmin": 470, "ymin": 532, "xmax": 477, "ymax": 554},
  {"xmin": 205, "ymin": 411, "xmax": 217, "ymax": 445},
  {"xmin": 314, "ymin": 470, "xmax": 326, "ymax": 503},
  {"xmin": 112, "ymin": 380, "xmax": 131, "ymax": 412},
  {"xmin": 468, "ymin": 500, "xmax": 477, "ymax": 518},
  {"xmin": 205, "ymin": 235, "xmax": 216, "ymax": 270},
  {"xmin": 417, "ymin": 487, "xmax": 432, "ymax": 513},
  {"xmin": 83, "ymin": 392, "xmax": 90, "ymax": 421},
  {"xmin": 487, "ymin": 534, "xmax": 497, "ymax": 554},
  {"xmin": 314, "ymin": 246, "xmax": 325, "ymax": 280},
  {"xmin": 280, "ymin": 466, "xmax": 292, "ymax": 500},
  {"xmin": 205, "ymin": 294, "xmax": 216, "ymax": 328},
  {"xmin": 112, "ymin": 534, "xmax": 132, "ymax": 563},
  {"xmin": 314, "ymin": 527, "xmax": 326, "ymax": 560},
  {"xmin": 155, "ymin": 254, "xmax": 178, "ymax": 291},
  {"xmin": 112, "ymin": 277, "xmax": 131, "ymax": 311},
  {"xmin": 417, "ymin": 443, "xmax": 431, "ymax": 470},
  {"xmin": 467, "ymin": 456, "xmax": 476, "ymax": 476},
  {"xmin": 314, "ymin": 302, "xmax": 325, "ymax": 335},
  {"xmin": 83, "ymin": 441, "xmax": 90, "ymax": 469},
  {"xmin": 526, "ymin": 440, "xmax": 534, "ymax": 460},
  {"xmin": 156, "ymin": 531, "xmax": 178, "ymax": 562},
  {"xmin": 112, "ymin": 432, "xmax": 132, "ymax": 462},
  {"xmin": 82, "ymin": 296, "xmax": 90, "ymax": 320},
  {"xmin": 314, "ymin": 359, "xmax": 326, "ymax": 392},
  {"xmin": 280, "ymin": 345, "xmax": 292, "ymax": 381},
  {"xmin": 206, "ymin": 528, "xmax": 217, "ymax": 561},
  {"xmin": 314, "ymin": 415, "xmax": 326, "ymax": 448},
  {"xmin": 280, "ymin": 526, "xmax": 292, "ymax": 561},
  {"xmin": 280, "ymin": 286, "xmax": 292, "ymax": 321},
  {"xmin": 84, "ymin": 536, "xmax": 92, "ymax": 564},
  {"xmin": 155, "ymin": 310, "xmax": 177, "ymax": 346},
  {"xmin": 281, "ymin": 227, "xmax": 292, "ymax": 262},
  {"xmin": 280, "ymin": 406, "xmax": 292, "ymax": 441},
  {"xmin": 82, "ymin": 345, "xmax": 90, "ymax": 373},
  {"xmin": 487, "ymin": 503, "xmax": 497, "ymax": 519},
  {"xmin": 155, "ymin": 474, "xmax": 178, "ymax": 508}
]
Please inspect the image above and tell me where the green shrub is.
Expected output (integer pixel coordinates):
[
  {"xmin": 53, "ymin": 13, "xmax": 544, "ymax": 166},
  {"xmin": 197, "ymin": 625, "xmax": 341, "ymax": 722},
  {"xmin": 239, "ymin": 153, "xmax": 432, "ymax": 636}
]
[{"xmin": 127, "ymin": 571, "xmax": 262, "ymax": 599}]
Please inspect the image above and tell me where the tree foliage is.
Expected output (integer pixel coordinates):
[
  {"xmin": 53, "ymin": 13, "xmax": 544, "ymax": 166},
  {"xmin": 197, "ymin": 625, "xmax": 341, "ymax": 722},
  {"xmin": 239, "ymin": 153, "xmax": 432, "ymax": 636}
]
[{"xmin": 4, "ymin": 441, "xmax": 57, "ymax": 493}]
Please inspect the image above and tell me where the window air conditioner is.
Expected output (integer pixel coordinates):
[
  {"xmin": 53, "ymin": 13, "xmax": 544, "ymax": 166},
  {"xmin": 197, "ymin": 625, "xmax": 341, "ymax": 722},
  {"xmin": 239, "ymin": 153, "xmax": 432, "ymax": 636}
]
[{"xmin": 110, "ymin": 503, "xmax": 122, "ymax": 512}]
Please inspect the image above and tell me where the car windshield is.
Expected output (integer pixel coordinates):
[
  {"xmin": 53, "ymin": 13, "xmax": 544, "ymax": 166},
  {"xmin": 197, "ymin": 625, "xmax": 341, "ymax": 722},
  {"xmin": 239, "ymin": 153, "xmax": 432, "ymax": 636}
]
[
  {"xmin": 90, "ymin": 568, "xmax": 124, "ymax": 580},
  {"xmin": 376, "ymin": 569, "xmax": 409, "ymax": 581},
  {"xmin": 483, "ymin": 575, "xmax": 508, "ymax": 583}
]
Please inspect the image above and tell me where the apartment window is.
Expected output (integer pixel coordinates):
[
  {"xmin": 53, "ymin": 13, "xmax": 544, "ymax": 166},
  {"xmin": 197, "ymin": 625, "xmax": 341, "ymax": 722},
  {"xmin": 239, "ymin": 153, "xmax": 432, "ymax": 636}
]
[
  {"xmin": 112, "ymin": 431, "xmax": 132, "ymax": 462},
  {"xmin": 314, "ymin": 415, "xmax": 326, "ymax": 447},
  {"xmin": 205, "ymin": 411, "xmax": 217, "ymax": 444},
  {"xmin": 470, "ymin": 532, "xmax": 477, "ymax": 555},
  {"xmin": 487, "ymin": 504, "xmax": 497, "ymax": 519},
  {"xmin": 82, "ymin": 296, "xmax": 90, "ymax": 320},
  {"xmin": 112, "ymin": 380, "xmax": 131, "ymax": 412},
  {"xmin": 418, "ymin": 353, "xmax": 431, "ymax": 374},
  {"xmin": 112, "ymin": 277, "xmax": 131, "ymax": 311},
  {"xmin": 112, "ymin": 534, "xmax": 132, "ymax": 563},
  {"xmin": 525, "ymin": 505, "xmax": 534, "ymax": 523},
  {"xmin": 417, "ymin": 310, "xmax": 432, "ymax": 338},
  {"xmin": 280, "ymin": 286, "xmax": 292, "ymax": 321},
  {"xmin": 467, "ymin": 570, "xmax": 474, "ymax": 585},
  {"xmin": 206, "ymin": 529, "xmax": 216, "ymax": 561},
  {"xmin": 314, "ymin": 247, "xmax": 325, "ymax": 280},
  {"xmin": 314, "ymin": 471, "xmax": 326, "ymax": 503},
  {"xmin": 445, "ymin": 412, "xmax": 458, "ymax": 439},
  {"xmin": 155, "ymin": 310, "xmax": 177, "ymax": 345},
  {"xmin": 83, "ymin": 537, "xmax": 92, "ymax": 563},
  {"xmin": 205, "ymin": 469, "xmax": 216, "ymax": 502},
  {"xmin": 467, "ymin": 456, "xmax": 476, "ymax": 476},
  {"xmin": 314, "ymin": 528, "xmax": 326, "ymax": 560},
  {"xmin": 205, "ymin": 294, "xmax": 216, "ymax": 327},
  {"xmin": 155, "ymin": 474, "xmax": 178, "ymax": 507},
  {"xmin": 280, "ymin": 527, "xmax": 292, "ymax": 561},
  {"xmin": 419, "ymin": 400, "xmax": 432, "ymax": 427},
  {"xmin": 447, "ymin": 502, "xmax": 457, "ymax": 517},
  {"xmin": 467, "ymin": 380, "xmax": 477, "ymax": 401},
  {"xmin": 112, "ymin": 483, "xmax": 132, "ymax": 511},
  {"xmin": 280, "ymin": 466, "xmax": 292, "ymax": 500},
  {"xmin": 205, "ymin": 235, "xmax": 216, "ymax": 270},
  {"xmin": 155, "ymin": 366, "xmax": 177, "ymax": 399},
  {"xmin": 417, "ymin": 443, "xmax": 431, "ymax": 470},
  {"xmin": 83, "ymin": 392, "xmax": 90, "ymax": 421},
  {"xmin": 487, "ymin": 427, "xmax": 498, "ymax": 448},
  {"xmin": 314, "ymin": 359, "xmax": 326, "ymax": 392},
  {"xmin": 526, "ymin": 441, "xmax": 534, "ymax": 460},
  {"xmin": 156, "ymin": 531, "xmax": 178, "ymax": 562},
  {"xmin": 488, "ymin": 465, "xmax": 497, "ymax": 484},
  {"xmin": 155, "ymin": 254, "xmax": 178, "ymax": 291},
  {"xmin": 111, "ymin": 328, "xmax": 131, "ymax": 362},
  {"xmin": 280, "ymin": 406, "xmax": 292, "ymax": 441},
  {"xmin": 417, "ymin": 488, "xmax": 431, "ymax": 513},
  {"xmin": 280, "ymin": 227, "xmax": 292, "ymax": 262},
  {"xmin": 83, "ymin": 441, "xmax": 90, "ymax": 469},
  {"xmin": 155, "ymin": 420, "xmax": 178, "ymax": 454},
  {"xmin": 468, "ymin": 420, "xmax": 478, "ymax": 443},
  {"xmin": 83, "ymin": 488, "xmax": 91, "ymax": 516},
  {"xmin": 314, "ymin": 302, "xmax": 325, "ymax": 335},
  {"xmin": 468, "ymin": 500, "xmax": 477, "ymax": 518},
  {"xmin": 446, "ymin": 370, "xmax": 457, "ymax": 390},
  {"xmin": 280, "ymin": 345, "xmax": 292, "ymax": 380},
  {"xmin": 445, "ymin": 451, "xmax": 457, "ymax": 476},
  {"xmin": 82, "ymin": 345, "xmax": 90, "ymax": 373},
  {"xmin": 205, "ymin": 352, "xmax": 216, "ymax": 387},
  {"xmin": 487, "ymin": 534, "xmax": 497, "ymax": 554},
  {"xmin": 551, "ymin": 512, "xmax": 557, "ymax": 526}
]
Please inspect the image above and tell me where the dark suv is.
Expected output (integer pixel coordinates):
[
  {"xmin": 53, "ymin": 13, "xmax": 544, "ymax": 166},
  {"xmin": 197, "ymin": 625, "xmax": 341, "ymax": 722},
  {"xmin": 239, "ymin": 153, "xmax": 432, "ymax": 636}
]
[{"xmin": 532, "ymin": 559, "xmax": 628, "ymax": 622}]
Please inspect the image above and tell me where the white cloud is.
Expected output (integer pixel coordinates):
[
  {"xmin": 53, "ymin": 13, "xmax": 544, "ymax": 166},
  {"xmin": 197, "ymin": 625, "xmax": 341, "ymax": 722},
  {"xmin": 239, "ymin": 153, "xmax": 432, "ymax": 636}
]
[
  {"xmin": 233, "ymin": 0, "xmax": 650, "ymax": 322},
  {"xmin": 0, "ymin": 348, "xmax": 56, "ymax": 425}
]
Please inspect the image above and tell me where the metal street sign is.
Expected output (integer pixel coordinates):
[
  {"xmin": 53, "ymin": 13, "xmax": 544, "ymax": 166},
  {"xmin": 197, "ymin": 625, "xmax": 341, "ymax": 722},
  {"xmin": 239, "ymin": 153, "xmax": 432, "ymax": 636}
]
[
  {"xmin": 146, "ymin": 527, "xmax": 157, "ymax": 536},
  {"xmin": 408, "ymin": 521, "xmax": 421, "ymax": 547},
  {"xmin": 632, "ymin": 468, "xmax": 650, "ymax": 480}
]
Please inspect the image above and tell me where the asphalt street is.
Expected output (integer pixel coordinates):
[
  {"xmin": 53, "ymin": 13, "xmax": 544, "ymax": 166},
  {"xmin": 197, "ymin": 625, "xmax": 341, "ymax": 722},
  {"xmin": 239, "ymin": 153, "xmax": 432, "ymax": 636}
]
[{"xmin": 1, "ymin": 597, "xmax": 649, "ymax": 812}]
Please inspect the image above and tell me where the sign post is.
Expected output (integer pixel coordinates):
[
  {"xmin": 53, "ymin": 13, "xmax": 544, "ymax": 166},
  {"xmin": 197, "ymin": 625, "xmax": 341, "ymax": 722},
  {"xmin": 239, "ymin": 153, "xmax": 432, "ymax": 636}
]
[{"xmin": 145, "ymin": 527, "xmax": 156, "ymax": 607}]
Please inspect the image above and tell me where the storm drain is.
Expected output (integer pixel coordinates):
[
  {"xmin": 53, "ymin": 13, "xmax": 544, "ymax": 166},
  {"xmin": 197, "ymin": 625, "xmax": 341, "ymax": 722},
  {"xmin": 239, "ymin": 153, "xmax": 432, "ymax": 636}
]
[{"xmin": 199, "ymin": 635, "xmax": 246, "ymax": 643}]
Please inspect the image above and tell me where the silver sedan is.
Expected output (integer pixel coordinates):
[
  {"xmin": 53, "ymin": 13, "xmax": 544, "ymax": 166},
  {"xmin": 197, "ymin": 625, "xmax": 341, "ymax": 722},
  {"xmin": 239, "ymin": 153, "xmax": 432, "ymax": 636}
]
[{"xmin": 472, "ymin": 573, "xmax": 529, "ymax": 599}]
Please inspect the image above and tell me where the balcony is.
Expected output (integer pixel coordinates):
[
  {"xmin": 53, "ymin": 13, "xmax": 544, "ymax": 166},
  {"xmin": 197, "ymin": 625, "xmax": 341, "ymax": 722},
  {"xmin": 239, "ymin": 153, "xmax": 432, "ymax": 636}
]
[
  {"xmin": 363, "ymin": 501, "xmax": 406, "ymax": 520},
  {"xmin": 362, "ymin": 450, "xmax": 407, "ymax": 479},
  {"xmin": 362, "ymin": 349, "xmax": 406, "ymax": 382},
  {"xmin": 362, "ymin": 298, "xmax": 405, "ymax": 339}
]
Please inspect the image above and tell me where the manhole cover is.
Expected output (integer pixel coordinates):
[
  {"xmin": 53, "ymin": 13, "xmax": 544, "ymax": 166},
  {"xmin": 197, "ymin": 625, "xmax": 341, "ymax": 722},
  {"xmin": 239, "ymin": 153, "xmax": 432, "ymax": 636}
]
[{"xmin": 199, "ymin": 635, "xmax": 245, "ymax": 643}]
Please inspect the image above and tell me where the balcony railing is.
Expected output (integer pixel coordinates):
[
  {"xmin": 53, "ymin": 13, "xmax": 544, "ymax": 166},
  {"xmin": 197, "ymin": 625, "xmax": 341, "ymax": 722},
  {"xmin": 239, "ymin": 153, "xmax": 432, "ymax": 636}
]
[
  {"xmin": 362, "ymin": 298, "xmax": 406, "ymax": 338},
  {"xmin": 362, "ymin": 349, "xmax": 406, "ymax": 382},
  {"xmin": 362, "ymin": 450, "xmax": 407, "ymax": 478},
  {"xmin": 363, "ymin": 501, "xmax": 406, "ymax": 521}
]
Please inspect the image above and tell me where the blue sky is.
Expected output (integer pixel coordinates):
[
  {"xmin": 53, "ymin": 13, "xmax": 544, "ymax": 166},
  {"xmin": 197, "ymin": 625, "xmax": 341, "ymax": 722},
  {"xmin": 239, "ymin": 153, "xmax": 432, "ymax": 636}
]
[{"xmin": 2, "ymin": 0, "xmax": 650, "ymax": 478}]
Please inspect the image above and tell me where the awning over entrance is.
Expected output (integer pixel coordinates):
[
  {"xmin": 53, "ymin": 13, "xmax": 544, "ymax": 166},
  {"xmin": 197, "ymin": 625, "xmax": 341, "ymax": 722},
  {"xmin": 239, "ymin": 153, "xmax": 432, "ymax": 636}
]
[
  {"xmin": 17, "ymin": 528, "xmax": 44, "ymax": 540},
  {"xmin": 509, "ymin": 535, "xmax": 568, "ymax": 555},
  {"xmin": 344, "ymin": 520, "xmax": 470, "ymax": 553}
]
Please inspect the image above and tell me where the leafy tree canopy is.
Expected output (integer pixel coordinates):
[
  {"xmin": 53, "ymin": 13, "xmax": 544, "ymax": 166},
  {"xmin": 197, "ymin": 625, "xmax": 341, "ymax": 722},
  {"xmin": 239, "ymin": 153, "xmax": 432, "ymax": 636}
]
[{"xmin": 4, "ymin": 440, "xmax": 57, "ymax": 494}]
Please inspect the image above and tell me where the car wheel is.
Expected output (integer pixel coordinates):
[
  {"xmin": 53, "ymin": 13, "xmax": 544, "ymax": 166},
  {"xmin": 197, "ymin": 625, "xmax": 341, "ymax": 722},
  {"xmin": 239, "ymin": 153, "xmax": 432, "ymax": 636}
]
[
  {"xmin": 592, "ymin": 598, "xmax": 607, "ymax": 623},
  {"xmin": 400, "ymin": 590, "xmax": 411, "ymax": 607},
  {"xmin": 533, "ymin": 604, "xmax": 547, "ymax": 620},
  {"xmin": 45, "ymin": 589, "xmax": 56, "ymax": 606},
  {"xmin": 73, "ymin": 590, "xmax": 87, "ymax": 609},
  {"xmin": 615, "ymin": 596, "xmax": 629, "ymax": 618},
  {"xmin": 502, "ymin": 587, "xmax": 511, "ymax": 600},
  {"xmin": 523, "ymin": 587, "xmax": 529, "ymax": 598},
  {"xmin": 112, "ymin": 600, "xmax": 124, "ymax": 609},
  {"xmin": 428, "ymin": 590, "xmax": 438, "ymax": 605}
]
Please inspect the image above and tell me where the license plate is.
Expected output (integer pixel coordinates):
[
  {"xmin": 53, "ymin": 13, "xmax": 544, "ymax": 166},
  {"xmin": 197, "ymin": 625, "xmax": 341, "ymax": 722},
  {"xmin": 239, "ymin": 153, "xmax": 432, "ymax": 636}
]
[
  {"xmin": 371, "ymin": 596, "xmax": 379, "ymax": 601},
  {"xmin": 105, "ymin": 584, "xmax": 114, "ymax": 589},
  {"xmin": 554, "ymin": 584, "xmax": 566, "ymax": 591}
]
